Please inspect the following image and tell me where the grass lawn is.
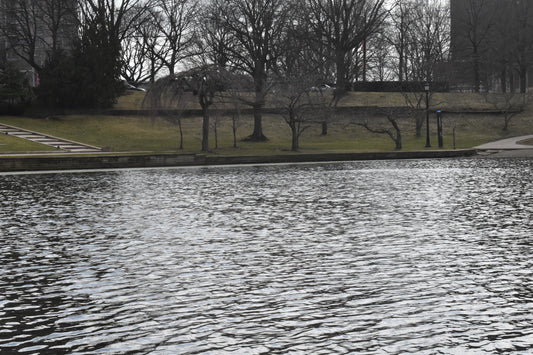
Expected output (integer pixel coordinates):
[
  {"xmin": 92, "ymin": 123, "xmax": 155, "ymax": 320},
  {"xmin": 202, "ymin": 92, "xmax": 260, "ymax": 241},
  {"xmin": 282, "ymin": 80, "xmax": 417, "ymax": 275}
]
[
  {"xmin": 1, "ymin": 91, "xmax": 533, "ymax": 154},
  {"xmin": 0, "ymin": 133, "xmax": 57, "ymax": 153},
  {"xmin": 1, "ymin": 111, "xmax": 533, "ymax": 154}
]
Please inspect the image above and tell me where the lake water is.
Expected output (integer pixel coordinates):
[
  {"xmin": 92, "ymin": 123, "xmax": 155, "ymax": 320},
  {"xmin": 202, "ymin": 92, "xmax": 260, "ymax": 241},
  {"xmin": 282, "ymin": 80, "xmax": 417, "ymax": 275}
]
[{"xmin": 1, "ymin": 158, "xmax": 532, "ymax": 354}]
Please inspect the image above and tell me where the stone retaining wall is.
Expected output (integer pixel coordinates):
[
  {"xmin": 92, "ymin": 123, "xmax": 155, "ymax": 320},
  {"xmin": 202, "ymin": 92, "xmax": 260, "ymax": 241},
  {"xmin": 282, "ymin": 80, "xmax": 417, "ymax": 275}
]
[
  {"xmin": 0, "ymin": 154, "xmax": 197, "ymax": 172},
  {"xmin": 0, "ymin": 150, "xmax": 477, "ymax": 173}
]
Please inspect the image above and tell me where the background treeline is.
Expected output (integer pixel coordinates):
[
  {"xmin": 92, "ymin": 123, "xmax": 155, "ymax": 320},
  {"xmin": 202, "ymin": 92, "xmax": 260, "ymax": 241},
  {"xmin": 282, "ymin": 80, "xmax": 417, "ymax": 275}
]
[
  {"xmin": 0, "ymin": 0, "xmax": 450, "ymax": 110},
  {"xmin": 1, "ymin": 0, "xmax": 533, "ymax": 109}
]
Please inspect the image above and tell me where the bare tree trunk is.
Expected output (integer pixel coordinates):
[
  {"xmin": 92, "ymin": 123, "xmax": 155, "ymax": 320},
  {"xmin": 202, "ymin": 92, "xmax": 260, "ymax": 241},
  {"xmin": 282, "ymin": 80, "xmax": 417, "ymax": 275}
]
[
  {"xmin": 520, "ymin": 65, "xmax": 528, "ymax": 93},
  {"xmin": 321, "ymin": 121, "xmax": 328, "ymax": 136},
  {"xmin": 398, "ymin": 53, "xmax": 404, "ymax": 82},
  {"xmin": 389, "ymin": 116, "xmax": 402, "ymax": 150},
  {"xmin": 290, "ymin": 111, "xmax": 299, "ymax": 151},
  {"xmin": 232, "ymin": 113, "xmax": 238, "ymax": 148},
  {"xmin": 503, "ymin": 113, "xmax": 511, "ymax": 131},
  {"xmin": 214, "ymin": 119, "xmax": 219, "ymax": 149},
  {"xmin": 501, "ymin": 69, "xmax": 507, "ymax": 93},
  {"xmin": 250, "ymin": 99, "xmax": 266, "ymax": 141},
  {"xmin": 247, "ymin": 68, "xmax": 268, "ymax": 141},
  {"xmin": 415, "ymin": 112, "xmax": 424, "ymax": 138},
  {"xmin": 473, "ymin": 50, "xmax": 481, "ymax": 92},
  {"xmin": 362, "ymin": 39, "xmax": 367, "ymax": 82},
  {"xmin": 335, "ymin": 49, "xmax": 347, "ymax": 92},
  {"xmin": 178, "ymin": 118, "xmax": 183, "ymax": 150},
  {"xmin": 201, "ymin": 105, "xmax": 209, "ymax": 152}
]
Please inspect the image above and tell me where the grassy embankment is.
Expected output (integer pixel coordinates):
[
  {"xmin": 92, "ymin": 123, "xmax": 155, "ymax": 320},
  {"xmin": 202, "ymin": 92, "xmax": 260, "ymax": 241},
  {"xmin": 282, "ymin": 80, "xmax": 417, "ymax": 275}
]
[{"xmin": 1, "ymin": 91, "xmax": 533, "ymax": 154}]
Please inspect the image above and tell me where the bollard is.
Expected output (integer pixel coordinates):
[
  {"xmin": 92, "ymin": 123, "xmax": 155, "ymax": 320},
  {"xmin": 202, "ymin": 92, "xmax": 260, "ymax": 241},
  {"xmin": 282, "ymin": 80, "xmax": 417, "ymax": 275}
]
[{"xmin": 437, "ymin": 110, "xmax": 443, "ymax": 148}]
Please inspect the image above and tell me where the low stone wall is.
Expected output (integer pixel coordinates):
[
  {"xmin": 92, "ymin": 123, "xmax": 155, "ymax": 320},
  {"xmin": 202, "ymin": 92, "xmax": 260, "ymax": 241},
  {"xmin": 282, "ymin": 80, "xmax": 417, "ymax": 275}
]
[
  {"xmin": 200, "ymin": 150, "xmax": 478, "ymax": 166},
  {"xmin": 0, "ymin": 153, "xmax": 197, "ymax": 172},
  {"xmin": 0, "ymin": 150, "xmax": 478, "ymax": 173}
]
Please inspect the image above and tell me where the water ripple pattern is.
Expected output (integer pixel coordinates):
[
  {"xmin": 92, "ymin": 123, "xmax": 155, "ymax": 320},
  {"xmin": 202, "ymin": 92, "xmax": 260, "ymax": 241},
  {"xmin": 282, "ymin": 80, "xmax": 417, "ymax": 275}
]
[{"xmin": 1, "ymin": 158, "xmax": 532, "ymax": 354}]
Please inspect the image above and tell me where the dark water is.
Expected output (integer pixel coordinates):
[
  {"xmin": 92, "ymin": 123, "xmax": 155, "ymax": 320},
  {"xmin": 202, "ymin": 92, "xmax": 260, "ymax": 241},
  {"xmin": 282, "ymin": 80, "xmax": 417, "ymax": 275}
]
[{"xmin": 1, "ymin": 158, "xmax": 532, "ymax": 354}]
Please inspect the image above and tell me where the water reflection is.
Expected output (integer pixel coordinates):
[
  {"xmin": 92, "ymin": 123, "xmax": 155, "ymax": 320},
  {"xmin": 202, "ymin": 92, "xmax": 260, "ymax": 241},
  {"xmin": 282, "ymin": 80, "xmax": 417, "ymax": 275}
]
[{"xmin": 1, "ymin": 159, "xmax": 532, "ymax": 354}]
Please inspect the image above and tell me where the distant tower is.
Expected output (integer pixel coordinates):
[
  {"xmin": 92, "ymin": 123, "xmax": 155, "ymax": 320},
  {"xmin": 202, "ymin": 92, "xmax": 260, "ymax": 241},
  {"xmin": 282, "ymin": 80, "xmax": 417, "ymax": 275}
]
[{"xmin": 449, "ymin": 0, "xmax": 468, "ymax": 62}]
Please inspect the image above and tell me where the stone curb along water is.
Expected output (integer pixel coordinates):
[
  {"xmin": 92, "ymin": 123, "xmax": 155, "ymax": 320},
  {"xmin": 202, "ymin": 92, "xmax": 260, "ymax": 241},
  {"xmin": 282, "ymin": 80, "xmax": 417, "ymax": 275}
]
[{"xmin": 0, "ymin": 150, "xmax": 478, "ymax": 173}]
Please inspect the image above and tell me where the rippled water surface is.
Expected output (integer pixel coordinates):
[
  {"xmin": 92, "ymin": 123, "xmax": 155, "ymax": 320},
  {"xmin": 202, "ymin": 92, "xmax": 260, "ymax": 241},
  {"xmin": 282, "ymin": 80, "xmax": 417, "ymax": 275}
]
[{"xmin": 1, "ymin": 158, "xmax": 533, "ymax": 354}]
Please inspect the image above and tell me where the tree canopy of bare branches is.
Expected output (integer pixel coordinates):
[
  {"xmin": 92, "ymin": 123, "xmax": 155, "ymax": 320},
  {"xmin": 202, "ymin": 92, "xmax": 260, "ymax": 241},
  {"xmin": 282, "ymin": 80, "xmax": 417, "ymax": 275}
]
[
  {"xmin": 306, "ymin": 0, "xmax": 387, "ymax": 98},
  {"xmin": 213, "ymin": 0, "xmax": 294, "ymax": 141},
  {"xmin": 0, "ymin": 0, "xmax": 77, "ymax": 72}
]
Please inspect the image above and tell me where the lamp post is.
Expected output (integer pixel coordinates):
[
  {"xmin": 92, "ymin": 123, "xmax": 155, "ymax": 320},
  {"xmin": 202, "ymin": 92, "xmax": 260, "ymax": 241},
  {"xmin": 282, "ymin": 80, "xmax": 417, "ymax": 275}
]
[{"xmin": 424, "ymin": 82, "xmax": 431, "ymax": 148}]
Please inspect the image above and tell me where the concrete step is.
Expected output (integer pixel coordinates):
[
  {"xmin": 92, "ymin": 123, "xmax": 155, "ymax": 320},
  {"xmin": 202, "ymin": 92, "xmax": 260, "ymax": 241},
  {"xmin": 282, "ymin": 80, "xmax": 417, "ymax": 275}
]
[
  {"xmin": 59, "ymin": 144, "xmax": 85, "ymax": 148},
  {"xmin": 65, "ymin": 148, "xmax": 102, "ymax": 152},
  {"xmin": 12, "ymin": 134, "xmax": 41, "ymax": 139},
  {"xmin": 41, "ymin": 141, "xmax": 71, "ymax": 146},
  {"xmin": 32, "ymin": 139, "xmax": 61, "ymax": 143},
  {"xmin": 0, "ymin": 123, "xmax": 102, "ymax": 152}
]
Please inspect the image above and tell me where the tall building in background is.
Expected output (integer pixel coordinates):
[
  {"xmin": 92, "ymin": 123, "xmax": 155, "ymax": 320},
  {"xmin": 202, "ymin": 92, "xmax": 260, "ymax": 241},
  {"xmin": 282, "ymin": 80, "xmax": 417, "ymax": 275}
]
[
  {"xmin": 449, "ymin": 0, "xmax": 533, "ymax": 92},
  {"xmin": 448, "ymin": 0, "xmax": 493, "ymax": 91},
  {"xmin": 0, "ymin": 0, "xmax": 78, "ymax": 86}
]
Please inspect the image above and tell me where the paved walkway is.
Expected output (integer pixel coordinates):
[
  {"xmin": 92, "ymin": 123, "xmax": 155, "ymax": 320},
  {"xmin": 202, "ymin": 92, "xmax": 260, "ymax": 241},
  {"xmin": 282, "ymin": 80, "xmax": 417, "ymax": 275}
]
[
  {"xmin": 0, "ymin": 123, "xmax": 102, "ymax": 153},
  {"xmin": 475, "ymin": 135, "xmax": 533, "ymax": 158},
  {"xmin": 475, "ymin": 135, "xmax": 533, "ymax": 150}
]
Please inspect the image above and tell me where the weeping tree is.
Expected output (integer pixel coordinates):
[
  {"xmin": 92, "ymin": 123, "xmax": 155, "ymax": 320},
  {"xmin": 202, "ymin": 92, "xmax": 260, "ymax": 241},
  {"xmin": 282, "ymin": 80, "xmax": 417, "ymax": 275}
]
[
  {"xmin": 142, "ymin": 75, "xmax": 187, "ymax": 149},
  {"xmin": 142, "ymin": 65, "xmax": 230, "ymax": 152}
]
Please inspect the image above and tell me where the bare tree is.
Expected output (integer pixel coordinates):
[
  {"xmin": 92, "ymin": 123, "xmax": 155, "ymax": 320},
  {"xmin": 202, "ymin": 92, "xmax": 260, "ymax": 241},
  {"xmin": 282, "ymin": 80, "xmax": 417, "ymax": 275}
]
[
  {"xmin": 496, "ymin": 1, "xmax": 533, "ymax": 93},
  {"xmin": 121, "ymin": 3, "xmax": 163, "ymax": 85},
  {"xmin": 271, "ymin": 14, "xmax": 331, "ymax": 151},
  {"xmin": 357, "ymin": 107, "xmax": 409, "ymax": 150},
  {"xmin": 143, "ymin": 65, "xmax": 231, "ymax": 152},
  {"xmin": 452, "ymin": 0, "xmax": 497, "ymax": 92},
  {"xmin": 386, "ymin": 0, "xmax": 417, "ymax": 82},
  {"xmin": 483, "ymin": 92, "xmax": 529, "ymax": 131},
  {"xmin": 141, "ymin": 75, "xmax": 188, "ymax": 150},
  {"xmin": 0, "ymin": 0, "xmax": 77, "ymax": 73},
  {"xmin": 215, "ymin": 0, "xmax": 293, "ymax": 142},
  {"xmin": 218, "ymin": 73, "xmax": 251, "ymax": 148},
  {"xmin": 196, "ymin": 4, "xmax": 235, "ymax": 69},
  {"xmin": 365, "ymin": 31, "xmax": 394, "ymax": 81},
  {"xmin": 137, "ymin": 8, "xmax": 166, "ymax": 83},
  {"xmin": 489, "ymin": 16, "xmax": 514, "ymax": 93},
  {"xmin": 77, "ymin": 0, "xmax": 150, "ymax": 44},
  {"xmin": 306, "ymin": 0, "xmax": 387, "ymax": 98},
  {"xmin": 149, "ymin": 0, "xmax": 199, "ymax": 76},
  {"xmin": 274, "ymin": 81, "xmax": 330, "ymax": 151},
  {"xmin": 404, "ymin": 0, "xmax": 450, "ymax": 83},
  {"xmin": 404, "ymin": 87, "xmax": 447, "ymax": 141},
  {"xmin": 303, "ymin": 0, "xmax": 386, "ymax": 136},
  {"xmin": 37, "ymin": 0, "xmax": 78, "ymax": 57},
  {"xmin": 122, "ymin": 32, "xmax": 156, "ymax": 85}
]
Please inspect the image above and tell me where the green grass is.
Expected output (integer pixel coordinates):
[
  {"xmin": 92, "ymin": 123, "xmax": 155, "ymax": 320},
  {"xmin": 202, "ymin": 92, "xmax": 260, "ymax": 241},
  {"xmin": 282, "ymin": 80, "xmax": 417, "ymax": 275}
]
[
  {"xmin": 2, "ymin": 91, "xmax": 533, "ymax": 154},
  {"xmin": 0, "ymin": 133, "xmax": 57, "ymax": 153},
  {"xmin": 2, "ymin": 110, "xmax": 533, "ymax": 154},
  {"xmin": 114, "ymin": 91, "xmax": 146, "ymax": 110},
  {"xmin": 0, "ymin": 115, "xmax": 199, "ymax": 152}
]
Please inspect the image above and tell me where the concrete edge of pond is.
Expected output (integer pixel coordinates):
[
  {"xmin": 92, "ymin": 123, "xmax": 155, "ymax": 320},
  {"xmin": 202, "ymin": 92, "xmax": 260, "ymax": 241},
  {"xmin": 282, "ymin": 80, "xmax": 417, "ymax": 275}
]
[{"xmin": 0, "ymin": 150, "xmax": 478, "ymax": 173}]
